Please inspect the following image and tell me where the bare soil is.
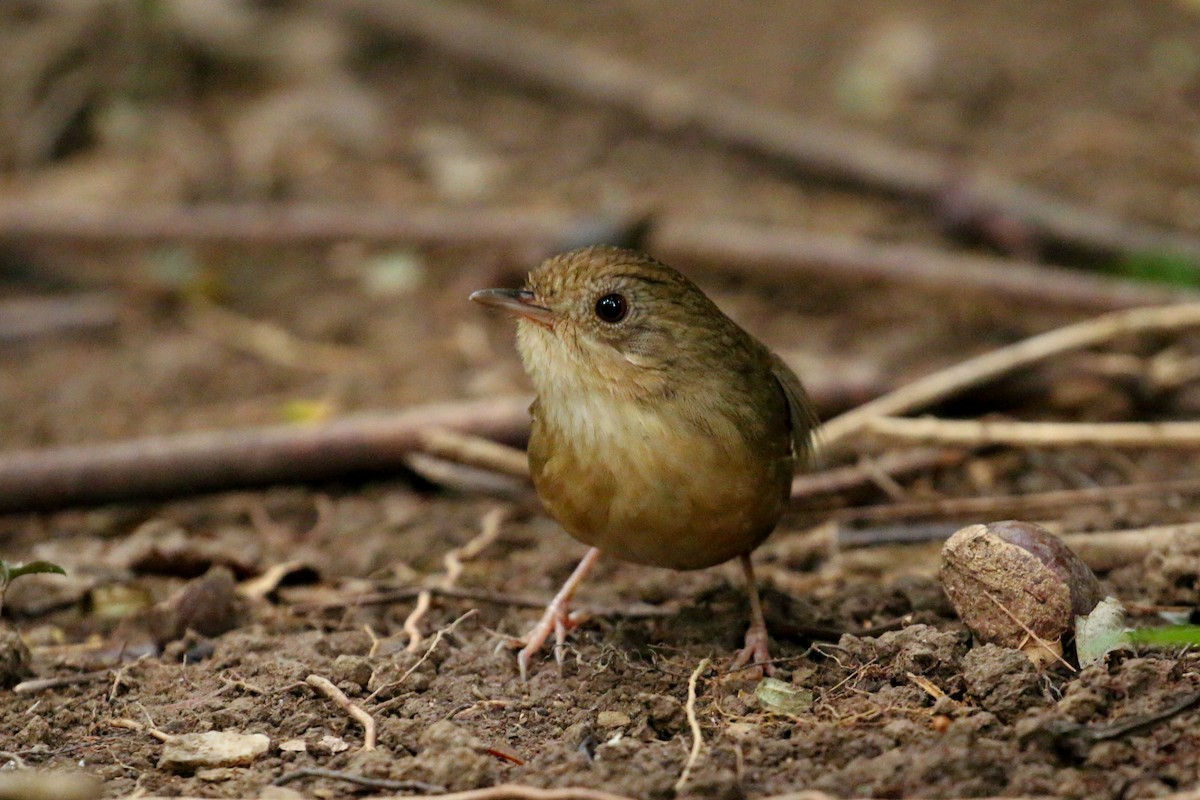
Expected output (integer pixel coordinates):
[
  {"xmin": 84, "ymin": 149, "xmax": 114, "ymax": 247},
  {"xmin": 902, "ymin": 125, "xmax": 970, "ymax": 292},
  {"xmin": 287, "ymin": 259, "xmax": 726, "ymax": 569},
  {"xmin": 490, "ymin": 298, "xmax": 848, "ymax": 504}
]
[{"xmin": 3, "ymin": 2, "xmax": 1200, "ymax": 798}]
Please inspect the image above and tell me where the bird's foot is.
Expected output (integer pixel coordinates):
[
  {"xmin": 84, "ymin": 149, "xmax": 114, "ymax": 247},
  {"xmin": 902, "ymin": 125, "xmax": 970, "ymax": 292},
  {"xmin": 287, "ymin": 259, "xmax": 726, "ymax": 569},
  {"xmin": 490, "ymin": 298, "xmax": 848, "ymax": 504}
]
[
  {"xmin": 498, "ymin": 548, "xmax": 602, "ymax": 680},
  {"xmin": 730, "ymin": 622, "xmax": 775, "ymax": 679},
  {"xmin": 498, "ymin": 602, "xmax": 590, "ymax": 681}
]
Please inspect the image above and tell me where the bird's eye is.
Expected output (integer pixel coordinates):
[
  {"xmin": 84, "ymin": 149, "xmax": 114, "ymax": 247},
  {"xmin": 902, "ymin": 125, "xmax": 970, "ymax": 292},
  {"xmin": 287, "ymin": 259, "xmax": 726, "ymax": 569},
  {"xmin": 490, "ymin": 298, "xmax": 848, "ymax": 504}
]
[{"xmin": 594, "ymin": 293, "xmax": 628, "ymax": 323}]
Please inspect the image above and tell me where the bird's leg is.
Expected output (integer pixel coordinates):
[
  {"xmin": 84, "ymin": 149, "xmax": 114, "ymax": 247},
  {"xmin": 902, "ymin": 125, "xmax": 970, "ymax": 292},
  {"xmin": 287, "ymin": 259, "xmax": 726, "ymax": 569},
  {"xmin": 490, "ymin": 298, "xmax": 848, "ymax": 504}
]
[
  {"xmin": 505, "ymin": 547, "xmax": 602, "ymax": 681},
  {"xmin": 731, "ymin": 553, "xmax": 775, "ymax": 677}
]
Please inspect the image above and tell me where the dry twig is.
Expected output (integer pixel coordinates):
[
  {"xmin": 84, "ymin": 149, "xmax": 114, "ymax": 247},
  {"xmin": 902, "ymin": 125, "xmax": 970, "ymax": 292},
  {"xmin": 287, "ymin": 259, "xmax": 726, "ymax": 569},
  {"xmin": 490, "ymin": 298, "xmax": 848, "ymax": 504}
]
[
  {"xmin": 652, "ymin": 218, "xmax": 1197, "ymax": 311},
  {"xmin": 827, "ymin": 476, "xmax": 1200, "ymax": 524},
  {"xmin": 0, "ymin": 293, "xmax": 120, "ymax": 344},
  {"xmin": 0, "ymin": 395, "xmax": 531, "ymax": 513},
  {"xmin": 274, "ymin": 767, "xmax": 442, "ymax": 793},
  {"xmin": 414, "ymin": 429, "xmax": 531, "ymax": 479},
  {"xmin": 838, "ymin": 520, "xmax": 1200, "ymax": 572},
  {"xmin": 819, "ymin": 303, "xmax": 1200, "ymax": 452},
  {"xmin": 402, "ymin": 590, "xmax": 434, "ymax": 654},
  {"xmin": 864, "ymin": 417, "xmax": 1200, "ymax": 448},
  {"xmin": 675, "ymin": 657, "xmax": 711, "ymax": 793},
  {"xmin": 0, "ymin": 201, "xmax": 637, "ymax": 251},
  {"xmin": 404, "ymin": 507, "xmax": 510, "ymax": 651},
  {"xmin": 13, "ymin": 669, "xmax": 110, "ymax": 695},
  {"xmin": 790, "ymin": 448, "xmax": 967, "ymax": 500},
  {"xmin": 304, "ymin": 674, "xmax": 377, "ymax": 751}
]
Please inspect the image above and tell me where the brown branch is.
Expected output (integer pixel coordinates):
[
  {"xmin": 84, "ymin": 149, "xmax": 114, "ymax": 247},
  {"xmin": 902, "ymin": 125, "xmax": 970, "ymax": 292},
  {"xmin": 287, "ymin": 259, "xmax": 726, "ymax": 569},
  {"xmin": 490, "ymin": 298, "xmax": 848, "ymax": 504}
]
[
  {"xmin": 818, "ymin": 303, "xmax": 1200, "ymax": 453},
  {"xmin": 0, "ymin": 202, "xmax": 638, "ymax": 251},
  {"xmin": 651, "ymin": 219, "xmax": 1199, "ymax": 311},
  {"xmin": 0, "ymin": 292, "xmax": 121, "ymax": 343},
  {"xmin": 305, "ymin": 674, "xmax": 376, "ymax": 751},
  {"xmin": 839, "ymin": 520, "xmax": 1198, "ymax": 572},
  {"xmin": 295, "ymin": 584, "xmax": 676, "ymax": 621},
  {"xmin": 864, "ymin": 417, "xmax": 1200, "ymax": 448},
  {"xmin": 790, "ymin": 448, "xmax": 968, "ymax": 501},
  {"xmin": 413, "ymin": 429, "xmax": 530, "ymax": 479},
  {"xmin": 826, "ymin": 476, "xmax": 1200, "ymax": 524},
  {"xmin": 0, "ymin": 369, "xmax": 874, "ymax": 514},
  {"xmin": 0, "ymin": 396, "xmax": 532, "ymax": 513},
  {"xmin": 342, "ymin": 0, "xmax": 1200, "ymax": 263}
]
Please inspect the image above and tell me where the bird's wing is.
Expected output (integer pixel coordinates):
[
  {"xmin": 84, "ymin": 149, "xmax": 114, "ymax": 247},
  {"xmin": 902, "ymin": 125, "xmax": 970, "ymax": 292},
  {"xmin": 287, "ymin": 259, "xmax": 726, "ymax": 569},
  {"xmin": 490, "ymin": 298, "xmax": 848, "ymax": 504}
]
[{"xmin": 769, "ymin": 352, "xmax": 819, "ymax": 463}]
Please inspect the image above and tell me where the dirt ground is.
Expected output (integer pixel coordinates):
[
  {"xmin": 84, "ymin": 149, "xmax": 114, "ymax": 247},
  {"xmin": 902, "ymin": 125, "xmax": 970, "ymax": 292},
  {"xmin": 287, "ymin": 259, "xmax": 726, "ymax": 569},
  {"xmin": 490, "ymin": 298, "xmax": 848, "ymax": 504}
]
[{"xmin": 4, "ymin": 2, "xmax": 1200, "ymax": 798}]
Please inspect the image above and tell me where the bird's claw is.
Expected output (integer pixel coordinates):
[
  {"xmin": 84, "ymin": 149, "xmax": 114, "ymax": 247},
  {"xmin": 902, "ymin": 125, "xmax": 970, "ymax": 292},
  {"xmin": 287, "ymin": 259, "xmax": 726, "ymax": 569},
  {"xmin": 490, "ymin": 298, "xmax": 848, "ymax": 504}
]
[
  {"xmin": 730, "ymin": 623, "xmax": 775, "ymax": 679},
  {"xmin": 500, "ymin": 605, "xmax": 589, "ymax": 681}
]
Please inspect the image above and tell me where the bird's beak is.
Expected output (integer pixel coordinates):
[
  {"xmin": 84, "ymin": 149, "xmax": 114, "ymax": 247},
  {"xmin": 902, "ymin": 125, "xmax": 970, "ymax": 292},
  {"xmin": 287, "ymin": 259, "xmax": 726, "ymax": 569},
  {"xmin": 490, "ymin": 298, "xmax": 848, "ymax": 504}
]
[{"xmin": 469, "ymin": 288, "xmax": 556, "ymax": 327}]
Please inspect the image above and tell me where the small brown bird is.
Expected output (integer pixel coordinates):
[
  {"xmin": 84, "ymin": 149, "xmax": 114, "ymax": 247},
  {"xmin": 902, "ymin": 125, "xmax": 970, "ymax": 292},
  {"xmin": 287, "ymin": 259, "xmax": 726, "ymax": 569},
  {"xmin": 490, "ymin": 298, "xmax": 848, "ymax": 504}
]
[{"xmin": 471, "ymin": 245, "xmax": 816, "ymax": 679}]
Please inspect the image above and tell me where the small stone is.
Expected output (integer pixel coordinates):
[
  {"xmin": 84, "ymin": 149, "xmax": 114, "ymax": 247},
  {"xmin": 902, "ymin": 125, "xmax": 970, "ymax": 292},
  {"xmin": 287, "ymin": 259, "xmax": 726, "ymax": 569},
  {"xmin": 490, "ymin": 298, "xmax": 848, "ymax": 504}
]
[
  {"xmin": 0, "ymin": 628, "xmax": 33, "ymax": 688},
  {"xmin": 158, "ymin": 731, "xmax": 270, "ymax": 773},
  {"xmin": 318, "ymin": 734, "xmax": 349, "ymax": 754},
  {"xmin": 331, "ymin": 654, "xmax": 373, "ymax": 691},
  {"xmin": 278, "ymin": 738, "xmax": 307, "ymax": 753},
  {"xmin": 0, "ymin": 771, "xmax": 99, "ymax": 800},
  {"xmin": 596, "ymin": 710, "xmax": 631, "ymax": 728},
  {"xmin": 196, "ymin": 768, "xmax": 239, "ymax": 782}
]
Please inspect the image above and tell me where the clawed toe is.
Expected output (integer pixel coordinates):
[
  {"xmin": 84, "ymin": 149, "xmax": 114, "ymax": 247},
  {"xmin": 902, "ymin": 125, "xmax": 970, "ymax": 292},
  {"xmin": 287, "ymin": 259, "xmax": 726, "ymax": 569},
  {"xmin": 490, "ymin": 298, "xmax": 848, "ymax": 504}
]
[{"xmin": 730, "ymin": 624, "xmax": 775, "ymax": 679}]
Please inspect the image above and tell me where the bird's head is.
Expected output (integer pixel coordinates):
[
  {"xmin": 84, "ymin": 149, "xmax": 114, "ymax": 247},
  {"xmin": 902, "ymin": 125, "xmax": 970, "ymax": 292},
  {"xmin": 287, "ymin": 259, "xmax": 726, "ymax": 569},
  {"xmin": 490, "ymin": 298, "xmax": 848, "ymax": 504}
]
[{"xmin": 470, "ymin": 246, "xmax": 741, "ymax": 401}]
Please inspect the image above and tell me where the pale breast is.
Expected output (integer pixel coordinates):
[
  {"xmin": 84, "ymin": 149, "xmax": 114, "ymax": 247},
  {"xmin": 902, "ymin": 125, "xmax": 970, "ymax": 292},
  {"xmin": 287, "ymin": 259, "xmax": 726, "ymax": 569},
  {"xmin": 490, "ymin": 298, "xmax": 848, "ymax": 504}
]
[{"xmin": 528, "ymin": 392, "xmax": 793, "ymax": 570}]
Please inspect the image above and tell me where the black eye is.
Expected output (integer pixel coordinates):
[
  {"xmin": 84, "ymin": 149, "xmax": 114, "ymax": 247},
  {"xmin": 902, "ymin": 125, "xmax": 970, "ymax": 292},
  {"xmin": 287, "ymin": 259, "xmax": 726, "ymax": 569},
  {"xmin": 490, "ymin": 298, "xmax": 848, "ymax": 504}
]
[{"xmin": 594, "ymin": 293, "xmax": 628, "ymax": 323}]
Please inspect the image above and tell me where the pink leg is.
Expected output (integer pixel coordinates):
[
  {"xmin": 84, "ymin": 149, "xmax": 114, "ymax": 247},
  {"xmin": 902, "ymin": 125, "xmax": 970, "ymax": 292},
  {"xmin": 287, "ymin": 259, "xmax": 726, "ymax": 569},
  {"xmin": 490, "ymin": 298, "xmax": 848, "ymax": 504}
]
[
  {"xmin": 731, "ymin": 554, "xmax": 775, "ymax": 677},
  {"xmin": 508, "ymin": 547, "xmax": 602, "ymax": 681}
]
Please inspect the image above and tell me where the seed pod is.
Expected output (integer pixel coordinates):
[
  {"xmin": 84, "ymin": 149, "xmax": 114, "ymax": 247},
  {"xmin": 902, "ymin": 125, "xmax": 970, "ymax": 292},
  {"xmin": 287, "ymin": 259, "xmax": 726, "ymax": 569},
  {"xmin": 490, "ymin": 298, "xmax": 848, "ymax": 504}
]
[{"xmin": 940, "ymin": 520, "xmax": 1103, "ymax": 667}]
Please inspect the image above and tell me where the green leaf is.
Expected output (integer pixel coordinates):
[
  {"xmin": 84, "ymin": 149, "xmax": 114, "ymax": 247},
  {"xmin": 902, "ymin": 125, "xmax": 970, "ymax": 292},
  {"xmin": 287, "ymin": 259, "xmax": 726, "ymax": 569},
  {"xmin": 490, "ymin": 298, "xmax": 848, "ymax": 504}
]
[
  {"xmin": 1128, "ymin": 625, "xmax": 1200, "ymax": 646},
  {"xmin": 1109, "ymin": 251, "xmax": 1200, "ymax": 288},
  {"xmin": 755, "ymin": 677, "xmax": 814, "ymax": 715},
  {"xmin": 1075, "ymin": 596, "xmax": 1131, "ymax": 667},
  {"xmin": 5, "ymin": 560, "xmax": 66, "ymax": 580}
]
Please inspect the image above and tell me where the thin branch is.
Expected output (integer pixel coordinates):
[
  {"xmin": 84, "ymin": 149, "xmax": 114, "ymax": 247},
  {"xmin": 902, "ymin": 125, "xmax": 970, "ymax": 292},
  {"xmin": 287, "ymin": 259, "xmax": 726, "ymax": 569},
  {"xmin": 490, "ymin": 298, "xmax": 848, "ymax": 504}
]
[
  {"xmin": 0, "ymin": 395, "xmax": 531, "ymax": 513},
  {"xmin": 402, "ymin": 590, "xmax": 433, "ymax": 654},
  {"xmin": 305, "ymin": 674, "xmax": 376, "ymax": 751},
  {"xmin": 790, "ymin": 448, "xmax": 968, "ymax": 500},
  {"xmin": 651, "ymin": 219, "xmax": 1198, "ymax": 311},
  {"xmin": 826, "ymin": 476, "xmax": 1200, "ymax": 524},
  {"xmin": 838, "ymin": 520, "xmax": 1200, "ymax": 572},
  {"xmin": 342, "ymin": 0, "xmax": 1200, "ymax": 263},
  {"xmin": 13, "ymin": 669, "xmax": 110, "ymax": 695},
  {"xmin": 818, "ymin": 303, "xmax": 1200, "ymax": 452},
  {"xmin": 274, "ymin": 768, "xmax": 442, "ymax": 794},
  {"xmin": 674, "ymin": 657, "xmax": 711, "ymax": 793},
  {"xmin": 0, "ymin": 202, "xmax": 638, "ymax": 250},
  {"xmin": 294, "ymin": 584, "xmax": 675, "ymax": 619},
  {"xmin": 0, "ymin": 374, "xmax": 868, "ymax": 513},
  {"xmin": 864, "ymin": 416, "xmax": 1200, "ymax": 448},
  {"xmin": 0, "ymin": 293, "xmax": 120, "ymax": 344},
  {"xmin": 414, "ymin": 429, "xmax": 531, "ymax": 479}
]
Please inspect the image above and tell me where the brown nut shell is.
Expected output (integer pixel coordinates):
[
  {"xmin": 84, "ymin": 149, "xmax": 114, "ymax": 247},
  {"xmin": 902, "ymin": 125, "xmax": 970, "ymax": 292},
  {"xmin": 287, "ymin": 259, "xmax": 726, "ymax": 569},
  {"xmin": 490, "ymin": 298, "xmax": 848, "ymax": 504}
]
[{"xmin": 940, "ymin": 520, "xmax": 1103, "ymax": 658}]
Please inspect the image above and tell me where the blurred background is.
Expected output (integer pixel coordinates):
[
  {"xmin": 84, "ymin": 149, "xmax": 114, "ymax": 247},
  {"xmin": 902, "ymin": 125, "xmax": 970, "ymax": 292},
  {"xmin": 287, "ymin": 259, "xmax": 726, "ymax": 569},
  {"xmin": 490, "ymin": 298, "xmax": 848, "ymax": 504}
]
[
  {"xmin": 2, "ymin": 0, "xmax": 1200, "ymax": 446},
  {"xmin": 6, "ymin": 6, "xmax": 1200, "ymax": 796}
]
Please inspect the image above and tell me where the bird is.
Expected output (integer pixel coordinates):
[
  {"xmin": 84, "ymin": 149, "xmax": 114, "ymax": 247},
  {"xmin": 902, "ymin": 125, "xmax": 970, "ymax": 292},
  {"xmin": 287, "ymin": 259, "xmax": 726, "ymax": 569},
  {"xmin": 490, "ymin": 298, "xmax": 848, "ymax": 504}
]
[{"xmin": 470, "ymin": 245, "xmax": 816, "ymax": 679}]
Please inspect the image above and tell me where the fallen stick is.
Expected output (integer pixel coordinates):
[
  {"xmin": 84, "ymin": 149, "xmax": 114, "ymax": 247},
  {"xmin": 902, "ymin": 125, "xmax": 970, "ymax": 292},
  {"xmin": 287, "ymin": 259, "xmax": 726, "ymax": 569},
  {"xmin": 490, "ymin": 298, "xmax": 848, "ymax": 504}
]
[
  {"xmin": 790, "ymin": 448, "xmax": 967, "ymax": 500},
  {"xmin": 674, "ymin": 658, "xmax": 711, "ymax": 793},
  {"xmin": 864, "ymin": 417, "xmax": 1200, "ymax": 448},
  {"xmin": 0, "ymin": 373, "xmax": 873, "ymax": 513},
  {"xmin": 836, "ymin": 521, "xmax": 1197, "ymax": 575},
  {"xmin": 0, "ymin": 292, "xmax": 120, "ymax": 343},
  {"xmin": 826, "ymin": 476, "xmax": 1200, "ymax": 524},
  {"xmin": 651, "ymin": 218, "xmax": 1198, "ymax": 312},
  {"xmin": 0, "ymin": 396, "xmax": 532, "ymax": 513},
  {"xmin": 343, "ymin": 0, "xmax": 1200, "ymax": 263},
  {"xmin": 818, "ymin": 303, "xmax": 1200, "ymax": 452},
  {"xmin": 305, "ymin": 674, "xmax": 376, "ymax": 751},
  {"xmin": 0, "ymin": 202, "xmax": 637, "ymax": 251}
]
